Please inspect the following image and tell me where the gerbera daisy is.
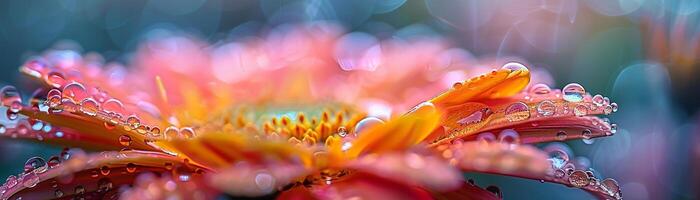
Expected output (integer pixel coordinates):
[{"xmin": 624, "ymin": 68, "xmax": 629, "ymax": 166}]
[{"xmin": 0, "ymin": 23, "xmax": 620, "ymax": 200}]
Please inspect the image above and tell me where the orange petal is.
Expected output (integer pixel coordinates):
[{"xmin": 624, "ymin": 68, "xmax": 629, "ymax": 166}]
[
  {"xmin": 429, "ymin": 67, "xmax": 530, "ymax": 108},
  {"xmin": 309, "ymin": 172, "xmax": 434, "ymax": 200},
  {"xmin": 207, "ymin": 161, "xmax": 309, "ymax": 197},
  {"xmin": 1, "ymin": 149, "xmax": 207, "ymax": 200},
  {"xmin": 347, "ymin": 102, "xmax": 440, "ymax": 157}
]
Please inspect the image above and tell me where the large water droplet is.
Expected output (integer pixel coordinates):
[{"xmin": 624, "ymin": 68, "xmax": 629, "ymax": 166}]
[
  {"xmin": 501, "ymin": 62, "xmax": 528, "ymax": 72},
  {"xmin": 529, "ymin": 83, "xmax": 551, "ymax": 95},
  {"xmin": 46, "ymin": 72, "xmax": 67, "ymax": 88},
  {"xmin": 505, "ymin": 102, "xmax": 530, "ymax": 122},
  {"xmin": 536, "ymin": 100, "xmax": 556, "ymax": 116},
  {"xmin": 62, "ymin": 82, "xmax": 88, "ymax": 103},
  {"xmin": 101, "ymin": 99, "xmax": 124, "ymax": 115},
  {"xmin": 47, "ymin": 156, "xmax": 60, "ymax": 169},
  {"xmin": 24, "ymin": 157, "xmax": 48, "ymax": 174},
  {"xmin": 568, "ymin": 170, "xmax": 590, "ymax": 188},
  {"xmin": 354, "ymin": 117, "xmax": 385, "ymax": 136},
  {"xmin": 1, "ymin": 86, "xmax": 23, "ymax": 113},
  {"xmin": 164, "ymin": 126, "xmax": 180, "ymax": 139},
  {"xmin": 562, "ymin": 83, "xmax": 585, "ymax": 102},
  {"xmin": 180, "ymin": 127, "xmax": 195, "ymax": 138},
  {"xmin": 601, "ymin": 178, "xmax": 620, "ymax": 196}
]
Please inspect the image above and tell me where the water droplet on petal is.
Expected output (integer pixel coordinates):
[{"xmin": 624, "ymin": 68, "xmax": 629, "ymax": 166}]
[
  {"xmin": 562, "ymin": 83, "xmax": 585, "ymax": 102},
  {"xmin": 100, "ymin": 166, "xmax": 110, "ymax": 175},
  {"xmin": 610, "ymin": 124, "xmax": 617, "ymax": 134},
  {"xmin": 79, "ymin": 98, "xmax": 99, "ymax": 116},
  {"xmin": 556, "ymin": 131, "xmax": 567, "ymax": 141},
  {"xmin": 505, "ymin": 102, "xmax": 530, "ymax": 122},
  {"xmin": 24, "ymin": 157, "xmax": 48, "ymax": 174},
  {"xmin": 498, "ymin": 129, "xmax": 520, "ymax": 144},
  {"xmin": 601, "ymin": 178, "xmax": 620, "ymax": 196},
  {"xmin": 46, "ymin": 72, "xmax": 67, "ymax": 88},
  {"xmin": 536, "ymin": 100, "xmax": 556, "ymax": 116},
  {"xmin": 97, "ymin": 178, "xmax": 112, "ymax": 192},
  {"xmin": 529, "ymin": 83, "xmax": 551, "ymax": 95},
  {"xmin": 255, "ymin": 172, "xmax": 275, "ymax": 193},
  {"xmin": 485, "ymin": 185, "xmax": 502, "ymax": 198},
  {"xmin": 47, "ymin": 156, "xmax": 60, "ymax": 169},
  {"xmin": 337, "ymin": 127, "xmax": 348, "ymax": 137},
  {"xmin": 119, "ymin": 135, "xmax": 131, "ymax": 146},
  {"xmin": 126, "ymin": 163, "xmax": 136, "ymax": 173},
  {"xmin": 582, "ymin": 129, "xmax": 592, "ymax": 139},
  {"xmin": 22, "ymin": 172, "xmax": 39, "ymax": 188},
  {"xmin": 164, "ymin": 126, "xmax": 179, "ymax": 139},
  {"xmin": 5, "ymin": 175, "xmax": 18, "ymax": 188},
  {"xmin": 610, "ymin": 103, "xmax": 618, "ymax": 112},
  {"xmin": 568, "ymin": 170, "xmax": 590, "ymax": 188},
  {"xmin": 545, "ymin": 149, "xmax": 569, "ymax": 169},
  {"xmin": 573, "ymin": 104, "xmax": 588, "ymax": 116},
  {"xmin": 476, "ymin": 132, "xmax": 496, "ymax": 142},
  {"xmin": 54, "ymin": 189, "xmax": 64, "ymax": 197},
  {"xmin": 62, "ymin": 82, "xmax": 88, "ymax": 102},
  {"xmin": 592, "ymin": 95, "xmax": 604, "ymax": 106},
  {"xmin": 180, "ymin": 127, "xmax": 195, "ymax": 138},
  {"xmin": 102, "ymin": 99, "xmax": 124, "ymax": 115},
  {"xmin": 501, "ymin": 62, "xmax": 528, "ymax": 72},
  {"xmin": 74, "ymin": 185, "xmax": 85, "ymax": 194},
  {"xmin": 354, "ymin": 117, "xmax": 385, "ymax": 136}
]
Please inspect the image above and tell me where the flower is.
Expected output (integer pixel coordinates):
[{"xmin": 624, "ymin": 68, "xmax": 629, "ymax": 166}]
[{"xmin": 0, "ymin": 24, "xmax": 620, "ymax": 200}]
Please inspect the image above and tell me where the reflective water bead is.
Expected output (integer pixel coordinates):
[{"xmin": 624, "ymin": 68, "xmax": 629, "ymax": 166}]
[
  {"xmin": 546, "ymin": 149, "xmax": 570, "ymax": 169},
  {"xmin": 254, "ymin": 172, "xmax": 275, "ymax": 193},
  {"xmin": 61, "ymin": 82, "xmax": 88, "ymax": 102},
  {"xmin": 610, "ymin": 102, "xmax": 618, "ymax": 112},
  {"xmin": 505, "ymin": 102, "xmax": 530, "ymax": 122},
  {"xmin": 610, "ymin": 123, "xmax": 617, "ymax": 134},
  {"xmin": 601, "ymin": 178, "xmax": 620, "ymax": 196},
  {"xmin": 47, "ymin": 95, "xmax": 62, "ymax": 109},
  {"xmin": 529, "ymin": 83, "xmax": 551, "ymax": 95},
  {"xmin": 556, "ymin": 131, "xmax": 567, "ymax": 141},
  {"xmin": 562, "ymin": 83, "xmax": 585, "ymax": 102},
  {"xmin": 501, "ymin": 62, "xmax": 528, "ymax": 72},
  {"xmin": 573, "ymin": 104, "xmax": 588, "ymax": 116},
  {"xmin": 46, "ymin": 72, "xmax": 67, "ymax": 88},
  {"xmin": 97, "ymin": 178, "xmax": 113, "ymax": 192},
  {"xmin": 126, "ymin": 163, "xmax": 136, "ymax": 173},
  {"xmin": 1, "ymin": 86, "xmax": 23, "ymax": 112},
  {"xmin": 498, "ymin": 129, "xmax": 520, "ymax": 144},
  {"xmin": 164, "ymin": 126, "xmax": 180, "ymax": 139},
  {"xmin": 476, "ymin": 132, "xmax": 496, "ymax": 142},
  {"xmin": 354, "ymin": 117, "xmax": 385, "ymax": 136},
  {"xmin": 47, "ymin": 156, "xmax": 60, "ymax": 169},
  {"xmin": 180, "ymin": 127, "xmax": 195, "ymax": 138},
  {"xmin": 337, "ymin": 126, "xmax": 348, "ymax": 137},
  {"xmin": 79, "ymin": 98, "xmax": 99, "ymax": 116},
  {"xmin": 149, "ymin": 127, "xmax": 161, "ymax": 138},
  {"xmin": 100, "ymin": 166, "xmax": 110, "ymax": 175},
  {"xmin": 22, "ymin": 172, "xmax": 39, "ymax": 188},
  {"xmin": 5, "ymin": 175, "xmax": 17, "ymax": 188},
  {"xmin": 603, "ymin": 105, "xmax": 613, "ymax": 114},
  {"xmin": 125, "ymin": 115, "xmax": 140, "ymax": 129},
  {"xmin": 568, "ymin": 170, "xmax": 590, "ymax": 188},
  {"xmin": 582, "ymin": 129, "xmax": 593, "ymax": 139},
  {"xmin": 24, "ymin": 157, "xmax": 48, "ymax": 174},
  {"xmin": 536, "ymin": 100, "xmax": 556, "ymax": 116},
  {"xmin": 102, "ymin": 99, "xmax": 124, "ymax": 115},
  {"xmin": 119, "ymin": 135, "xmax": 132, "ymax": 146},
  {"xmin": 591, "ymin": 95, "xmax": 603, "ymax": 107},
  {"xmin": 54, "ymin": 189, "xmax": 64, "ymax": 198}
]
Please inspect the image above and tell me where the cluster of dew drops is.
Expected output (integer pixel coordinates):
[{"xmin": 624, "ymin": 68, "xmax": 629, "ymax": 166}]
[{"xmin": 464, "ymin": 62, "xmax": 619, "ymax": 146}]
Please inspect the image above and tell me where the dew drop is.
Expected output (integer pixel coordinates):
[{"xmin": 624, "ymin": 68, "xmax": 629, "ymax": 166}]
[
  {"xmin": 546, "ymin": 149, "xmax": 570, "ymax": 169},
  {"xmin": 79, "ymin": 98, "xmax": 99, "ymax": 116},
  {"xmin": 485, "ymin": 185, "xmax": 503, "ymax": 198},
  {"xmin": 0, "ymin": 125, "xmax": 6, "ymax": 135},
  {"xmin": 126, "ymin": 163, "xmax": 136, "ymax": 173},
  {"xmin": 164, "ymin": 162, "xmax": 174, "ymax": 171},
  {"xmin": 46, "ymin": 72, "xmax": 67, "ymax": 88},
  {"xmin": 476, "ymin": 132, "xmax": 496, "ymax": 142},
  {"xmin": 610, "ymin": 124, "xmax": 617, "ymax": 134},
  {"xmin": 1, "ymin": 86, "xmax": 23, "ymax": 113},
  {"xmin": 603, "ymin": 105, "xmax": 613, "ymax": 115},
  {"xmin": 573, "ymin": 104, "xmax": 588, "ymax": 116},
  {"xmin": 582, "ymin": 129, "xmax": 592, "ymax": 139},
  {"xmin": 254, "ymin": 172, "xmax": 275, "ymax": 193},
  {"xmin": 180, "ymin": 127, "xmax": 195, "ymax": 138},
  {"xmin": 562, "ymin": 83, "xmax": 585, "ymax": 102},
  {"xmin": 119, "ymin": 135, "xmax": 131, "ymax": 146},
  {"xmin": 24, "ymin": 157, "xmax": 48, "ymax": 174},
  {"xmin": 536, "ymin": 100, "xmax": 556, "ymax": 116},
  {"xmin": 501, "ymin": 62, "xmax": 528, "ymax": 72},
  {"xmin": 47, "ymin": 156, "xmax": 60, "ymax": 169},
  {"xmin": 556, "ymin": 131, "xmax": 567, "ymax": 141},
  {"xmin": 164, "ymin": 126, "xmax": 179, "ymax": 139},
  {"xmin": 5, "ymin": 175, "xmax": 17, "ymax": 188},
  {"xmin": 149, "ymin": 126, "xmax": 161, "ymax": 138},
  {"xmin": 452, "ymin": 82, "xmax": 463, "ymax": 89},
  {"xmin": 101, "ymin": 99, "xmax": 124, "ymax": 115},
  {"xmin": 592, "ymin": 95, "xmax": 604, "ymax": 106},
  {"xmin": 62, "ymin": 82, "xmax": 88, "ymax": 102},
  {"xmin": 505, "ymin": 102, "xmax": 530, "ymax": 122},
  {"xmin": 74, "ymin": 185, "xmax": 85, "ymax": 194},
  {"xmin": 610, "ymin": 103, "xmax": 618, "ymax": 112},
  {"xmin": 498, "ymin": 129, "xmax": 520, "ymax": 144},
  {"xmin": 601, "ymin": 178, "xmax": 620, "ymax": 196},
  {"xmin": 100, "ymin": 166, "xmax": 110, "ymax": 175},
  {"xmin": 337, "ymin": 126, "xmax": 348, "ymax": 137},
  {"xmin": 97, "ymin": 178, "xmax": 113, "ymax": 192},
  {"xmin": 568, "ymin": 170, "xmax": 590, "ymax": 188},
  {"xmin": 54, "ymin": 189, "xmax": 64, "ymax": 197},
  {"xmin": 529, "ymin": 83, "xmax": 551, "ymax": 95},
  {"xmin": 125, "ymin": 115, "xmax": 140, "ymax": 130},
  {"xmin": 353, "ymin": 117, "xmax": 385, "ymax": 136},
  {"xmin": 22, "ymin": 172, "xmax": 39, "ymax": 188}
]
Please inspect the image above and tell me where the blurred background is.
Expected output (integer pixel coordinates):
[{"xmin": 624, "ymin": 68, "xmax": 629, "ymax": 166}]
[{"xmin": 0, "ymin": 0, "xmax": 698, "ymax": 199}]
